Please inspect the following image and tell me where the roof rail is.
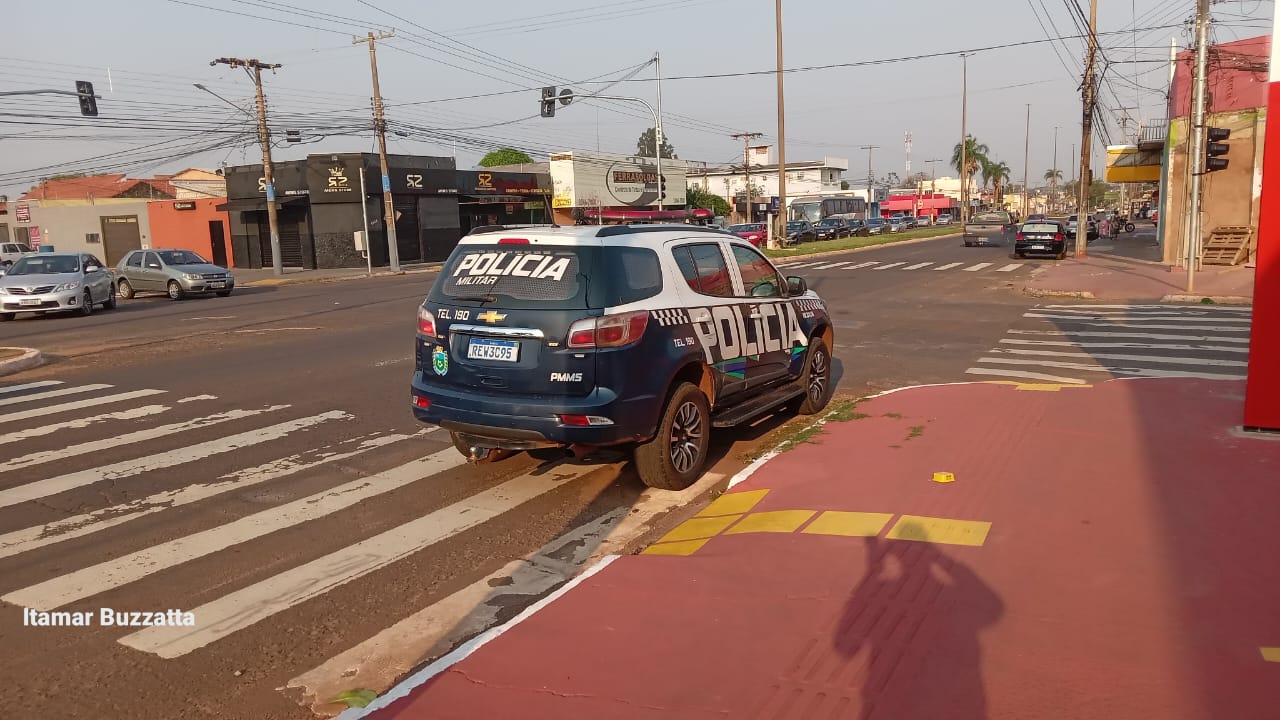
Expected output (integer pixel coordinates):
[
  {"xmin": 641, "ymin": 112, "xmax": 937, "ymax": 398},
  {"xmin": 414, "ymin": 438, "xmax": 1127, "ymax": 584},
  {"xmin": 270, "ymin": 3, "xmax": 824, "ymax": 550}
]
[
  {"xmin": 594, "ymin": 224, "xmax": 734, "ymax": 238},
  {"xmin": 468, "ymin": 223, "xmax": 561, "ymax": 235}
]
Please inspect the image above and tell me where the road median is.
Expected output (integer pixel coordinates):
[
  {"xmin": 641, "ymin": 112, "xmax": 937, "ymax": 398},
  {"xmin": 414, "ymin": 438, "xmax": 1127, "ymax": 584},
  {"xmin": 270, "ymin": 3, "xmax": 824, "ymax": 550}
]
[
  {"xmin": 0, "ymin": 347, "xmax": 44, "ymax": 376},
  {"xmin": 764, "ymin": 228, "xmax": 961, "ymax": 262}
]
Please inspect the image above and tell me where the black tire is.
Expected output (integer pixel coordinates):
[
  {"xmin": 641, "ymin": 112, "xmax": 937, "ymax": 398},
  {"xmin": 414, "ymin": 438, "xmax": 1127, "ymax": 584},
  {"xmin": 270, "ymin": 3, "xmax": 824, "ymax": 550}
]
[
  {"xmin": 634, "ymin": 382, "xmax": 710, "ymax": 491},
  {"xmin": 79, "ymin": 289, "xmax": 93, "ymax": 316},
  {"xmin": 167, "ymin": 280, "xmax": 186, "ymax": 301},
  {"xmin": 1125, "ymin": 223, "xmax": 1135, "ymax": 233},
  {"xmin": 117, "ymin": 278, "xmax": 135, "ymax": 299},
  {"xmin": 1057, "ymin": 247, "xmax": 1068, "ymax": 260},
  {"xmin": 795, "ymin": 337, "xmax": 834, "ymax": 415},
  {"xmin": 0, "ymin": 312, "xmax": 13, "ymax": 322},
  {"xmin": 103, "ymin": 283, "xmax": 117, "ymax": 310},
  {"xmin": 1014, "ymin": 252, "xmax": 1025, "ymax": 259},
  {"xmin": 215, "ymin": 289, "xmax": 232, "ymax": 297},
  {"xmin": 450, "ymin": 432, "xmax": 514, "ymax": 463}
]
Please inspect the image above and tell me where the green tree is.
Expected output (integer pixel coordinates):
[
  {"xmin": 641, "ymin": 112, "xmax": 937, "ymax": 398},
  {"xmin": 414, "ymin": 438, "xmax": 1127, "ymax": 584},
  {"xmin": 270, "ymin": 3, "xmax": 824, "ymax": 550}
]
[
  {"xmin": 686, "ymin": 185, "xmax": 730, "ymax": 216},
  {"xmin": 478, "ymin": 148, "xmax": 534, "ymax": 167},
  {"xmin": 951, "ymin": 135, "xmax": 989, "ymax": 188},
  {"xmin": 986, "ymin": 160, "xmax": 1011, "ymax": 205},
  {"xmin": 840, "ymin": 180, "xmax": 850, "ymax": 190},
  {"xmin": 636, "ymin": 127, "xmax": 677, "ymax": 159},
  {"xmin": 1043, "ymin": 168, "xmax": 1063, "ymax": 183}
]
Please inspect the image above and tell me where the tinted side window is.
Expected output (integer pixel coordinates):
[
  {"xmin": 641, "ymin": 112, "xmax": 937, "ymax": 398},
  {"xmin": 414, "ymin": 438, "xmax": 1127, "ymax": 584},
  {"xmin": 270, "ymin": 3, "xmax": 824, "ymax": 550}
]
[
  {"xmin": 675, "ymin": 243, "xmax": 733, "ymax": 298},
  {"xmin": 17, "ymin": 244, "xmax": 32, "ymax": 253},
  {"xmin": 126, "ymin": 253, "xmax": 143, "ymax": 268},
  {"xmin": 144, "ymin": 252, "xmax": 161, "ymax": 268},
  {"xmin": 88, "ymin": 255, "xmax": 105, "ymax": 268},
  {"xmin": 596, "ymin": 247, "xmax": 662, "ymax": 306},
  {"xmin": 731, "ymin": 245, "xmax": 782, "ymax": 298}
]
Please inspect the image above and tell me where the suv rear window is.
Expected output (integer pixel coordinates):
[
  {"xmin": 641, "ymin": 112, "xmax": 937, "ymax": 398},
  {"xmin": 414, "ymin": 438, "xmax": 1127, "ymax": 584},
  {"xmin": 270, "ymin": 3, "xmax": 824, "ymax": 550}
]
[{"xmin": 429, "ymin": 244, "xmax": 662, "ymax": 309}]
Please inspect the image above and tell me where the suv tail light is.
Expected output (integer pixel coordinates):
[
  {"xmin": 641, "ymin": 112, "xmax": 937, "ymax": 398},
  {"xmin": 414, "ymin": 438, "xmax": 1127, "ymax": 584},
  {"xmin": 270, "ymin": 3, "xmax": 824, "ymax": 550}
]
[
  {"xmin": 1054, "ymin": 233, "xmax": 1064, "ymax": 241},
  {"xmin": 417, "ymin": 306, "xmax": 437, "ymax": 336},
  {"xmin": 566, "ymin": 310, "xmax": 649, "ymax": 349},
  {"xmin": 1016, "ymin": 232, "xmax": 1024, "ymax": 241}
]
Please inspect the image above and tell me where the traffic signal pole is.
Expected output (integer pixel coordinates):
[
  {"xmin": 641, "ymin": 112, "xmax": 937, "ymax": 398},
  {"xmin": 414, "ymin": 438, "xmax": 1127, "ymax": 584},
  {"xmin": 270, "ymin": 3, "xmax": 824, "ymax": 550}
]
[{"xmin": 1186, "ymin": 0, "xmax": 1211, "ymax": 294}]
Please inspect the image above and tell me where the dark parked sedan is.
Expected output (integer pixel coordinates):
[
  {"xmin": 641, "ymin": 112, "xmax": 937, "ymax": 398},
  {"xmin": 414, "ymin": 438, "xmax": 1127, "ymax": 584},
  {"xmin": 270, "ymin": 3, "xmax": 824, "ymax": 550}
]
[
  {"xmin": 813, "ymin": 217, "xmax": 851, "ymax": 240},
  {"xmin": 1014, "ymin": 221, "xmax": 1068, "ymax": 259},
  {"xmin": 786, "ymin": 220, "xmax": 817, "ymax": 244}
]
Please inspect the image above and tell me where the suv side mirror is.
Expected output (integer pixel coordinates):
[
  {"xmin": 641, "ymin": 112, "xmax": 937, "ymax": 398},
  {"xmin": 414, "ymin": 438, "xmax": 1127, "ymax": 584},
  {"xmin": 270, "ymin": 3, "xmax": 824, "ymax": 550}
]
[
  {"xmin": 84, "ymin": 265, "xmax": 101, "ymax": 273},
  {"xmin": 787, "ymin": 276, "xmax": 807, "ymax": 295}
]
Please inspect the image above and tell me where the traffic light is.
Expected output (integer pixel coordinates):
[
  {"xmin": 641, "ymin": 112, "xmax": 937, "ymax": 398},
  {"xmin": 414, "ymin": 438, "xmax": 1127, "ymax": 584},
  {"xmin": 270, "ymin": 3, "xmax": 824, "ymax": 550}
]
[
  {"xmin": 659, "ymin": 173, "xmax": 667, "ymax": 200},
  {"xmin": 75, "ymin": 80, "xmax": 97, "ymax": 117},
  {"xmin": 540, "ymin": 86, "xmax": 556, "ymax": 118},
  {"xmin": 1205, "ymin": 127, "xmax": 1231, "ymax": 173}
]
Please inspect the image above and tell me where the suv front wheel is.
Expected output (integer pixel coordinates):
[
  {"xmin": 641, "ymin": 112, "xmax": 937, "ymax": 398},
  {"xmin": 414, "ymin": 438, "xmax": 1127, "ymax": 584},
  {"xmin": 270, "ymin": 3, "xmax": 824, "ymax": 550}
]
[{"xmin": 634, "ymin": 382, "xmax": 710, "ymax": 490}]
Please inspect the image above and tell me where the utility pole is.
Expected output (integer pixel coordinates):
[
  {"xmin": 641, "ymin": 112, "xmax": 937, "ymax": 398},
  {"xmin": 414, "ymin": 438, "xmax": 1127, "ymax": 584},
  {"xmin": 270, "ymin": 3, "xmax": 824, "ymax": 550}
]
[
  {"xmin": 1186, "ymin": 0, "xmax": 1211, "ymax": 293},
  {"xmin": 1076, "ymin": 0, "xmax": 1099, "ymax": 258},
  {"xmin": 1053, "ymin": 125, "xmax": 1059, "ymax": 213},
  {"xmin": 733, "ymin": 132, "xmax": 763, "ymax": 224},
  {"xmin": 355, "ymin": 31, "xmax": 400, "ymax": 272},
  {"xmin": 860, "ymin": 144, "xmax": 880, "ymax": 216},
  {"xmin": 1023, "ymin": 104, "xmax": 1031, "ymax": 219},
  {"xmin": 654, "ymin": 51, "xmax": 665, "ymax": 212},
  {"xmin": 960, "ymin": 56, "xmax": 968, "ymax": 222},
  {"xmin": 925, "ymin": 158, "xmax": 942, "ymax": 198},
  {"xmin": 773, "ymin": 0, "xmax": 787, "ymax": 250},
  {"xmin": 212, "ymin": 57, "xmax": 283, "ymax": 276}
]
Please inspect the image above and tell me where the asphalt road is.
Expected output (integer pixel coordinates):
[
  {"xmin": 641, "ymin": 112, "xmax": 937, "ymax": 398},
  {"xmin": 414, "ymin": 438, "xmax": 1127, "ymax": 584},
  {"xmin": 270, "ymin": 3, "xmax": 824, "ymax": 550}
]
[{"xmin": 0, "ymin": 234, "xmax": 1039, "ymax": 720}]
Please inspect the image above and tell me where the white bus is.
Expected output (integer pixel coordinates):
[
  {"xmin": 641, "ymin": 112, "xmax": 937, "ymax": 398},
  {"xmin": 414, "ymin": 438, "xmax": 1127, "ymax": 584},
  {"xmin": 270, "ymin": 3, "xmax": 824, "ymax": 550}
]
[{"xmin": 789, "ymin": 194, "xmax": 868, "ymax": 223}]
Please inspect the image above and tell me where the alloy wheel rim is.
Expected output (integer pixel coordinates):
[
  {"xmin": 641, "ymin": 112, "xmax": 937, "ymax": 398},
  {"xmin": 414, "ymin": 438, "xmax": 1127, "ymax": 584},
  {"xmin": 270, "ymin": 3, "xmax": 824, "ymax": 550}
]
[
  {"xmin": 808, "ymin": 349, "xmax": 828, "ymax": 402},
  {"xmin": 668, "ymin": 401, "xmax": 704, "ymax": 474},
  {"xmin": 169, "ymin": 283, "xmax": 180, "ymax": 299}
]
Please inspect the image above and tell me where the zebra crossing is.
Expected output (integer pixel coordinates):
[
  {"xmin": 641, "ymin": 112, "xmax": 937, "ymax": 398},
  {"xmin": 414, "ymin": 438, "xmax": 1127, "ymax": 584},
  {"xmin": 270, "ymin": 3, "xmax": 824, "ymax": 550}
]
[
  {"xmin": 0, "ymin": 378, "xmax": 617, "ymax": 667},
  {"xmin": 778, "ymin": 258, "xmax": 1029, "ymax": 274},
  {"xmin": 965, "ymin": 304, "xmax": 1253, "ymax": 385}
]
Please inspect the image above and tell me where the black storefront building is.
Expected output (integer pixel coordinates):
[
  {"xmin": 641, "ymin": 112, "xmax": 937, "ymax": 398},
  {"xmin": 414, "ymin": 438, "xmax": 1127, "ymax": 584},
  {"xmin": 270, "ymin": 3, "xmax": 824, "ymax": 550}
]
[{"xmin": 220, "ymin": 153, "xmax": 550, "ymax": 269}]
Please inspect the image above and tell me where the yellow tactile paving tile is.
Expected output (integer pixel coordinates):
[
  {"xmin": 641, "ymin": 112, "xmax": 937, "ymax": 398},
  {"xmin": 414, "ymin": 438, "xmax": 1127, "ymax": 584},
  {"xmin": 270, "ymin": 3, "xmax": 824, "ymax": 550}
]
[
  {"xmin": 656, "ymin": 515, "xmax": 742, "ymax": 543},
  {"xmin": 886, "ymin": 515, "xmax": 993, "ymax": 547},
  {"xmin": 801, "ymin": 511, "xmax": 894, "ymax": 537},
  {"xmin": 642, "ymin": 538, "xmax": 713, "ymax": 556},
  {"xmin": 981, "ymin": 380, "xmax": 1093, "ymax": 392},
  {"xmin": 696, "ymin": 489, "xmax": 770, "ymax": 517},
  {"xmin": 724, "ymin": 510, "xmax": 816, "ymax": 535},
  {"xmin": 1261, "ymin": 647, "xmax": 1280, "ymax": 663}
]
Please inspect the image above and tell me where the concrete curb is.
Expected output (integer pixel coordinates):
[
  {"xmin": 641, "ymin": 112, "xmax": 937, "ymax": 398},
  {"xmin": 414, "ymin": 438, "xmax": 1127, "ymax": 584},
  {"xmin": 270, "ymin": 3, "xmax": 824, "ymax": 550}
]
[
  {"xmin": 0, "ymin": 347, "xmax": 44, "ymax": 376},
  {"xmin": 768, "ymin": 232, "xmax": 963, "ymax": 264},
  {"xmin": 242, "ymin": 265, "xmax": 441, "ymax": 288},
  {"xmin": 1021, "ymin": 288, "xmax": 1098, "ymax": 299},
  {"xmin": 1159, "ymin": 294, "xmax": 1253, "ymax": 305}
]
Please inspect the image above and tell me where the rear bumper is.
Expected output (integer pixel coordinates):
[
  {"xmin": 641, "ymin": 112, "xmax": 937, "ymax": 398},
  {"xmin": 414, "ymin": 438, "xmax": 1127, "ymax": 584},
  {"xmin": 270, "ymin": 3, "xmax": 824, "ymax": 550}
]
[
  {"xmin": 1015, "ymin": 240, "xmax": 1066, "ymax": 254},
  {"xmin": 410, "ymin": 370, "xmax": 658, "ymax": 447}
]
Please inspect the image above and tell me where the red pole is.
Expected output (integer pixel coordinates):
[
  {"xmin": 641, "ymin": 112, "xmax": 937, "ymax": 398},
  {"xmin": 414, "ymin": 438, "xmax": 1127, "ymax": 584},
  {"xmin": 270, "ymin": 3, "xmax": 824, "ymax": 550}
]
[{"xmin": 1243, "ymin": 27, "xmax": 1280, "ymax": 431}]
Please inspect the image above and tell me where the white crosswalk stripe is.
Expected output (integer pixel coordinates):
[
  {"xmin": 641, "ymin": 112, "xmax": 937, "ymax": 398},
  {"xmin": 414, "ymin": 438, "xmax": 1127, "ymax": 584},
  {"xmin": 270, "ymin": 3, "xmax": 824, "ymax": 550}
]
[
  {"xmin": 874, "ymin": 262, "xmax": 907, "ymax": 270},
  {"xmin": 995, "ymin": 263, "xmax": 1023, "ymax": 272},
  {"xmin": 933, "ymin": 262, "xmax": 963, "ymax": 270},
  {"xmin": 847, "ymin": 261, "xmax": 880, "ymax": 269},
  {"xmin": 902, "ymin": 262, "xmax": 933, "ymax": 270},
  {"xmin": 0, "ymin": 376, "xmax": 623, "ymax": 675},
  {"xmin": 783, "ymin": 259, "xmax": 1032, "ymax": 274},
  {"xmin": 812, "ymin": 261, "xmax": 853, "ymax": 269},
  {"xmin": 966, "ymin": 303, "xmax": 1254, "ymax": 385},
  {"xmin": 963, "ymin": 263, "xmax": 993, "ymax": 272}
]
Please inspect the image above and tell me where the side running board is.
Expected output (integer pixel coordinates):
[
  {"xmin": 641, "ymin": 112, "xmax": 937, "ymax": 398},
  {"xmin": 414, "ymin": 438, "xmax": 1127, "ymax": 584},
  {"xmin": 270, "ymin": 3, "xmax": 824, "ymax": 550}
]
[{"xmin": 711, "ymin": 383, "xmax": 806, "ymax": 428}]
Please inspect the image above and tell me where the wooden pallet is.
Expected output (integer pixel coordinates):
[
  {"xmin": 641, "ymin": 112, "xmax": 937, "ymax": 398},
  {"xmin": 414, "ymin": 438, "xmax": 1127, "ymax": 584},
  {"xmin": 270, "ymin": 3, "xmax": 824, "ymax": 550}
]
[{"xmin": 1200, "ymin": 226, "xmax": 1254, "ymax": 266}]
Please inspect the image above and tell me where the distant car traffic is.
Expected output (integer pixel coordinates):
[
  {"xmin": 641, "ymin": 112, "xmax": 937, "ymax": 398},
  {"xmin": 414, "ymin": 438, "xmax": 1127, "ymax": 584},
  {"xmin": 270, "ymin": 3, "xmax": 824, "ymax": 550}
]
[
  {"xmin": 727, "ymin": 223, "xmax": 767, "ymax": 247},
  {"xmin": 786, "ymin": 220, "xmax": 817, "ymax": 245},
  {"xmin": 864, "ymin": 218, "xmax": 888, "ymax": 235},
  {"xmin": 935, "ymin": 214, "xmax": 954, "ymax": 225},
  {"xmin": 963, "ymin": 210, "xmax": 1014, "ymax": 247},
  {"xmin": 1014, "ymin": 220, "xmax": 1068, "ymax": 259},
  {"xmin": 1065, "ymin": 215, "xmax": 1099, "ymax": 241},
  {"xmin": 914, "ymin": 215, "xmax": 932, "ymax": 227},
  {"xmin": 813, "ymin": 217, "xmax": 852, "ymax": 240},
  {"xmin": 0, "ymin": 242, "xmax": 36, "ymax": 269},
  {"xmin": 0, "ymin": 252, "xmax": 116, "ymax": 321},
  {"xmin": 115, "ymin": 249, "xmax": 235, "ymax": 301},
  {"xmin": 1026, "ymin": 213, "xmax": 1048, "ymax": 222}
]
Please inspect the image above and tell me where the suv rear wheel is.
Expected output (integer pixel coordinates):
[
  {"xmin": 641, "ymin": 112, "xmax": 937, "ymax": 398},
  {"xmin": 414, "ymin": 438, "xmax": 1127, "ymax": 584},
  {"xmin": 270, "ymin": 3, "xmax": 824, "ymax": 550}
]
[
  {"xmin": 789, "ymin": 337, "xmax": 834, "ymax": 415},
  {"xmin": 634, "ymin": 382, "xmax": 709, "ymax": 490}
]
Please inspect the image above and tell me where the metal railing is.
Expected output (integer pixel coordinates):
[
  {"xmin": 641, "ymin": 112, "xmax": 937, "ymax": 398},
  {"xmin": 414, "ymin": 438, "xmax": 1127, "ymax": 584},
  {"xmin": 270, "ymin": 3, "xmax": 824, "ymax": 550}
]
[{"xmin": 1139, "ymin": 120, "xmax": 1168, "ymax": 144}]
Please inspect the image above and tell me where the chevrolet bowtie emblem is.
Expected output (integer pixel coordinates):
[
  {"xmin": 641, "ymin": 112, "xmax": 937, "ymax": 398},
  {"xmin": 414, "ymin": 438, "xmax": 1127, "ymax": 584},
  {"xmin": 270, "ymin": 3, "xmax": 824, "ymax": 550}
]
[{"xmin": 477, "ymin": 310, "xmax": 507, "ymax": 323}]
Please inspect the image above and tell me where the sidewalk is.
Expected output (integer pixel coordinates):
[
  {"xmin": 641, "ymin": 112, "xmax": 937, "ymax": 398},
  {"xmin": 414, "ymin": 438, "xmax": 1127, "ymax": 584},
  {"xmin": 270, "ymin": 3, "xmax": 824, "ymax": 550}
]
[
  {"xmin": 234, "ymin": 262, "xmax": 440, "ymax": 288},
  {"xmin": 355, "ymin": 377, "xmax": 1280, "ymax": 720},
  {"xmin": 1022, "ymin": 229, "xmax": 1255, "ymax": 303}
]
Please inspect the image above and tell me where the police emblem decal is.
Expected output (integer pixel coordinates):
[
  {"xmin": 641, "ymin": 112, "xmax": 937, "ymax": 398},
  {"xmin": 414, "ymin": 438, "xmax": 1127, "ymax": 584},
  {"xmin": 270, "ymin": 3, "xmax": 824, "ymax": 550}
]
[{"xmin": 432, "ymin": 347, "xmax": 449, "ymax": 375}]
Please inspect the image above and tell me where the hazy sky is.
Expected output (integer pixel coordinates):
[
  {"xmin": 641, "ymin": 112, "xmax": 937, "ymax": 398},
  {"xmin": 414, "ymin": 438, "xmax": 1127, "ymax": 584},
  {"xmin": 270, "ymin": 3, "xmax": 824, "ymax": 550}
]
[{"xmin": 1, "ymin": 0, "xmax": 1272, "ymax": 198}]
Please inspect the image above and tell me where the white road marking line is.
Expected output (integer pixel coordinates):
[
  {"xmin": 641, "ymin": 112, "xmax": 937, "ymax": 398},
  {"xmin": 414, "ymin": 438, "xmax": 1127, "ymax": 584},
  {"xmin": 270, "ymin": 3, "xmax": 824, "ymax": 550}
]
[
  {"xmin": 1026, "ymin": 312, "xmax": 1253, "ymax": 323},
  {"xmin": 996, "ymin": 263, "xmax": 1024, "ymax": 272},
  {"xmin": 0, "ymin": 389, "xmax": 167, "ymax": 425},
  {"xmin": 178, "ymin": 395, "xmax": 218, "ymax": 403},
  {"xmin": 0, "ymin": 384, "xmax": 113, "ymax": 408},
  {"xmin": 0, "ymin": 410, "xmax": 350, "ymax": 510},
  {"xmin": 0, "ymin": 430, "xmax": 431, "ymax": 560},
  {"xmin": 846, "ymin": 261, "xmax": 880, "ymax": 269},
  {"xmin": 987, "ymin": 347, "xmax": 1248, "ymax": 367},
  {"xmin": 873, "ymin": 262, "xmax": 906, "ymax": 270},
  {"xmin": 0, "ymin": 381, "xmax": 63, "ymax": 396},
  {"xmin": 999, "ymin": 338, "xmax": 1250, "ymax": 353},
  {"xmin": 782, "ymin": 261, "xmax": 822, "ymax": 268},
  {"xmin": 0, "ymin": 404, "xmax": 172, "ymax": 447},
  {"xmin": 0, "ymin": 405, "xmax": 291, "ymax": 473},
  {"xmin": 1038, "ymin": 306, "xmax": 1252, "ymax": 316},
  {"xmin": 186, "ymin": 316, "xmax": 236, "ymax": 320},
  {"xmin": 117, "ymin": 458, "xmax": 606, "ymax": 658},
  {"xmin": 1046, "ymin": 304, "xmax": 1253, "ymax": 312},
  {"xmin": 972, "ymin": 356, "xmax": 1247, "ymax": 380},
  {"xmin": 4, "ymin": 446, "xmax": 471, "ymax": 612},
  {"xmin": 1006, "ymin": 328, "xmax": 1250, "ymax": 343},
  {"xmin": 1021, "ymin": 320, "xmax": 1250, "ymax": 333},
  {"xmin": 963, "ymin": 263, "xmax": 994, "ymax": 272},
  {"xmin": 963, "ymin": 367, "xmax": 1088, "ymax": 384},
  {"xmin": 232, "ymin": 327, "xmax": 320, "ymax": 333},
  {"xmin": 812, "ymin": 261, "xmax": 854, "ymax": 269},
  {"xmin": 902, "ymin": 262, "xmax": 934, "ymax": 270},
  {"xmin": 933, "ymin": 262, "xmax": 964, "ymax": 271}
]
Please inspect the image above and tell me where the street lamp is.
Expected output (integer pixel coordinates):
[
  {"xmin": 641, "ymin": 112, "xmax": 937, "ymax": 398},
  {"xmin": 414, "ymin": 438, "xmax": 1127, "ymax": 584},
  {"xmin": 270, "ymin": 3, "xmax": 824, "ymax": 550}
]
[{"xmin": 193, "ymin": 83, "xmax": 253, "ymax": 118}]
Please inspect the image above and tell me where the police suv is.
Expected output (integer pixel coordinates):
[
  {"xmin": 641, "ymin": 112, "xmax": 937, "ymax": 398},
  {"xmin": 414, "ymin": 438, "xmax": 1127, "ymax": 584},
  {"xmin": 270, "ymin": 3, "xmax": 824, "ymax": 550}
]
[{"xmin": 410, "ymin": 224, "xmax": 835, "ymax": 490}]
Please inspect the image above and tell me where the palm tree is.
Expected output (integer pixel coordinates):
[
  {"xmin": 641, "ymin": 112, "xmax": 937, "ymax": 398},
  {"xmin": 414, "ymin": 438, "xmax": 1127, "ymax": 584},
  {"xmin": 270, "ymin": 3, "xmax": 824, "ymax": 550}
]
[
  {"xmin": 989, "ymin": 161, "xmax": 1011, "ymax": 206},
  {"xmin": 951, "ymin": 135, "xmax": 989, "ymax": 215},
  {"xmin": 1043, "ymin": 168, "xmax": 1063, "ymax": 211}
]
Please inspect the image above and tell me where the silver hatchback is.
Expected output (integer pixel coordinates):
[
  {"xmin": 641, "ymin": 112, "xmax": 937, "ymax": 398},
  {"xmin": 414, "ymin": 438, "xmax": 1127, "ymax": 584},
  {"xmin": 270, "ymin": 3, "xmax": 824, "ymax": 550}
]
[
  {"xmin": 0, "ymin": 252, "xmax": 116, "ymax": 321},
  {"xmin": 115, "ymin": 249, "xmax": 235, "ymax": 300}
]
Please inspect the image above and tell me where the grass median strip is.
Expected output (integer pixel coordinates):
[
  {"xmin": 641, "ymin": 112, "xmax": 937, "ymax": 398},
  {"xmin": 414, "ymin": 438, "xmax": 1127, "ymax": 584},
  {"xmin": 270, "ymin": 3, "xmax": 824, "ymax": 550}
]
[{"xmin": 764, "ymin": 227, "xmax": 958, "ymax": 260}]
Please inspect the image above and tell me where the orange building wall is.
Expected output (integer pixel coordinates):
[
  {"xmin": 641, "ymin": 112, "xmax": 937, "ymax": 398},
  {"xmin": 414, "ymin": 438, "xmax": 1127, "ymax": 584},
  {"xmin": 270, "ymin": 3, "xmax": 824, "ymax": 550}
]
[{"xmin": 146, "ymin": 198, "xmax": 234, "ymax": 267}]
